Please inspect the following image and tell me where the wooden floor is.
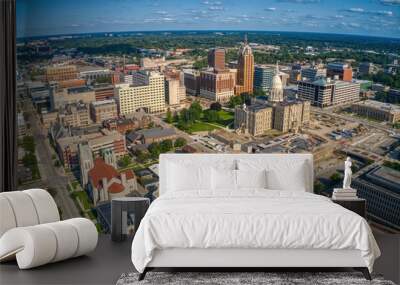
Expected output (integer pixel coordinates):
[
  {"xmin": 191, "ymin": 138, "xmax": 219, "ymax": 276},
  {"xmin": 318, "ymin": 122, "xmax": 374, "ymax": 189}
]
[{"xmin": 0, "ymin": 232, "xmax": 398, "ymax": 285}]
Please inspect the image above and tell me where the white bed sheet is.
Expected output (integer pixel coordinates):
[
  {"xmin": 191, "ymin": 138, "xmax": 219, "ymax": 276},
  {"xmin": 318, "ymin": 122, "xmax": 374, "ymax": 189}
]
[{"xmin": 131, "ymin": 190, "xmax": 380, "ymax": 273}]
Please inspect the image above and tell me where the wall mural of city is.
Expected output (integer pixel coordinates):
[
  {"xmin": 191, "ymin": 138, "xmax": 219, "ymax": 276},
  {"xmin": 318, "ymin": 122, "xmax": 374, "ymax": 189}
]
[{"xmin": 16, "ymin": 0, "xmax": 400, "ymax": 234}]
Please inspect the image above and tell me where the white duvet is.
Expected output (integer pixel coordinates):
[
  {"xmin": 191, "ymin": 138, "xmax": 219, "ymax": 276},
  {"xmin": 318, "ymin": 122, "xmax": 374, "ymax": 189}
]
[{"xmin": 131, "ymin": 190, "xmax": 380, "ymax": 273}]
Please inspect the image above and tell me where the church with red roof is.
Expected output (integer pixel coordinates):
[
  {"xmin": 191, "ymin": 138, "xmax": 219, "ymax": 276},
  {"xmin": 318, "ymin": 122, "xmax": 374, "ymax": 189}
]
[{"xmin": 87, "ymin": 158, "xmax": 137, "ymax": 206}]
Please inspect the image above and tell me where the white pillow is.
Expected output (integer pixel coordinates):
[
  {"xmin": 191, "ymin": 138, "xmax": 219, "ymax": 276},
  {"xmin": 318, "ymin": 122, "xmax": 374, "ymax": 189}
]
[
  {"xmin": 266, "ymin": 163, "xmax": 307, "ymax": 191},
  {"xmin": 167, "ymin": 162, "xmax": 211, "ymax": 192},
  {"xmin": 237, "ymin": 159, "xmax": 309, "ymax": 191},
  {"xmin": 212, "ymin": 168, "xmax": 237, "ymax": 191},
  {"xmin": 236, "ymin": 169, "xmax": 267, "ymax": 189}
]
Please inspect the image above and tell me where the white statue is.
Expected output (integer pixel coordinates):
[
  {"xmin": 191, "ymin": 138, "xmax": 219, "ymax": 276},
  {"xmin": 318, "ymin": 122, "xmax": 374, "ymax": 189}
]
[{"xmin": 343, "ymin": 157, "xmax": 352, "ymax": 189}]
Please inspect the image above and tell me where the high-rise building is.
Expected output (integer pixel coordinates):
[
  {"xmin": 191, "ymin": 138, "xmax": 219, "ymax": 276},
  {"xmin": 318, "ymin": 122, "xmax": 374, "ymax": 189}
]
[
  {"xmin": 165, "ymin": 77, "xmax": 186, "ymax": 106},
  {"xmin": 46, "ymin": 65, "xmax": 78, "ymax": 82},
  {"xmin": 301, "ymin": 66, "xmax": 326, "ymax": 81},
  {"xmin": 235, "ymin": 35, "xmax": 254, "ymax": 95},
  {"xmin": 115, "ymin": 70, "xmax": 166, "ymax": 115},
  {"xmin": 327, "ymin": 62, "xmax": 353, "ymax": 81},
  {"xmin": 183, "ymin": 69, "xmax": 201, "ymax": 96},
  {"xmin": 90, "ymin": 99, "xmax": 118, "ymax": 123},
  {"xmin": 269, "ymin": 63, "xmax": 284, "ymax": 103},
  {"xmin": 254, "ymin": 65, "xmax": 275, "ymax": 92},
  {"xmin": 208, "ymin": 48, "xmax": 226, "ymax": 71},
  {"xmin": 199, "ymin": 69, "xmax": 236, "ymax": 102},
  {"xmin": 298, "ymin": 78, "xmax": 360, "ymax": 108}
]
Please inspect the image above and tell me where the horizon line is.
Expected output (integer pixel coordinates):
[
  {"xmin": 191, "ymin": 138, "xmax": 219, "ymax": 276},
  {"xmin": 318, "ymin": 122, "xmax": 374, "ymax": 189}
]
[{"xmin": 17, "ymin": 29, "xmax": 400, "ymax": 41}]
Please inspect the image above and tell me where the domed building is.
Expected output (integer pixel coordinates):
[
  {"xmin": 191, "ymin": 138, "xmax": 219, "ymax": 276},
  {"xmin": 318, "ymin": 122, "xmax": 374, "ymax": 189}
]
[{"xmin": 268, "ymin": 63, "xmax": 284, "ymax": 103}]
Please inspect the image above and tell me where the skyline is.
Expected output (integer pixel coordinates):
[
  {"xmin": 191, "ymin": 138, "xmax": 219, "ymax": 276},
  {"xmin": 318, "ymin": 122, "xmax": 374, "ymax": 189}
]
[{"xmin": 17, "ymin": 0, "xmax": 400, "ymax": 39}]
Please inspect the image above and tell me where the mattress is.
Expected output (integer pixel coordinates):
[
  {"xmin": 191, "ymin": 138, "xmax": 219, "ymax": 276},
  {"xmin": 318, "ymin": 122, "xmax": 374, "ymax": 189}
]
[{"xmin": 131, "ymin": 190, "xmax": 380, "ymax": 273}]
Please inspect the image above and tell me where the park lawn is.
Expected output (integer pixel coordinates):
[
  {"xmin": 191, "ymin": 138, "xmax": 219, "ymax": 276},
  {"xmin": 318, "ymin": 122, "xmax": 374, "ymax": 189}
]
[
  {"xmin": 72, "ymin": 191, "xmax": 92, "ymax": 210},
  {"xmin": 216, "ymin": 110, "xmax": 234, "ymax": 126},
  {"xmin": 188, "ymin": 121, "xmax": 222, "ymax": 132}
]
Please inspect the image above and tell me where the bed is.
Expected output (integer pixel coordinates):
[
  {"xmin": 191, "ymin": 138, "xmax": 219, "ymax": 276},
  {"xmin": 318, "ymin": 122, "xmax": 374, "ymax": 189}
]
[{"xmin": 131, "ymin": 154, "xmax": 380, "ymax": 281}]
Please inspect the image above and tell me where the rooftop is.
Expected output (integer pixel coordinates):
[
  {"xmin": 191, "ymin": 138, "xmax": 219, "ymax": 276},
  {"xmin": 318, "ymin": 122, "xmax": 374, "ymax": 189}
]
[
  {"xmin": 91, "ymin": 99, "xmax": 116, "ymax": 107},
  {"xmin": 67, "ymin": 86, "xmax": 92, "ymax": 94},
  {"xmin": 136, "ymin": 127, "xmax": 176, "ymax": 139}
]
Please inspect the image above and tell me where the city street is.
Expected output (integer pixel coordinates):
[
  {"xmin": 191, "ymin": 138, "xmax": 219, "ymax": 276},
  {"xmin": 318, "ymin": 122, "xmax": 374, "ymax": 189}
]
[{"xmin": 29, "ymin": 109, "xmax": 80, "ymax": 219}]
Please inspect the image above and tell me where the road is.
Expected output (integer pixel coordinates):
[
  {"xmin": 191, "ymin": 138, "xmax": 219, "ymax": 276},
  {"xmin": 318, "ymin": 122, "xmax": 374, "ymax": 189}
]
[{"xmin": 28, "ymin": 109, "xmax": 80, "ymax": 219}]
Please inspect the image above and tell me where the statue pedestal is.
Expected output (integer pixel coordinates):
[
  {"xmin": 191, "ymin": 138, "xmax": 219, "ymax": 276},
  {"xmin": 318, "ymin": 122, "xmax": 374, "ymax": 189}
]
[{"xmin": 332, "ymin": 188, "xmax": 358, "ymax": 200}]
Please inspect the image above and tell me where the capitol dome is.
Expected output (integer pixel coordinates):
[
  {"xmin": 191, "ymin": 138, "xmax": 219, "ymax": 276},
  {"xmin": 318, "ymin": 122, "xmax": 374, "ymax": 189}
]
[{"xmin": 269, "ymin": 63, "xmax": 284, "ymax": 103}]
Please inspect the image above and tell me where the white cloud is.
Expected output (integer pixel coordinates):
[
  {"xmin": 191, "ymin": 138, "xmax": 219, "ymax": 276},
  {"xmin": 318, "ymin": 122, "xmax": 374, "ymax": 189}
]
[
  {"xmin": 265, "ymin": 7, "xmax": 276, "ymax": 11},
  {"xmin": 348, "ymin": 7, "xmax": 364, "ymax": 13},
  {"xmin": 380, "ymin": 0, "xmax": 400, "ymax": 6}
]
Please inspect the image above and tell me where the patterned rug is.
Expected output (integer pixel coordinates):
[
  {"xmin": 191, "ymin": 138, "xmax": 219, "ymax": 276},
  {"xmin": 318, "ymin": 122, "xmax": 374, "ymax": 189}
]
[{"xmin": 117, "ymin": 271, "xmax": 395, "ymax": 285}]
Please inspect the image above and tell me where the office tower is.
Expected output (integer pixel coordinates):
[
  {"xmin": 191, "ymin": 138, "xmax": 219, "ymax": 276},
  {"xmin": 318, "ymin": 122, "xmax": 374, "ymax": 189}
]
[
  {"xmin": 327, "ymin": 62, "xmax": 353, "ymax": 81},
  {"xmin": 269, "ymin": 63, "xmax": 284, "ymax": 103},
  {"xmin": 165, "ymin": 77, "xmax": 186, "ymax": 106},
  {"xmin": 298, "ymin": 78, "xmax": 360, "ymax": 108},
  {"xmin": 46, "ymin": 65, "xmax": 78, "ymax": 82},
  {"xmin": 115, "ymin": 70, "xmax": 166, "ymax": 115},
  {"xmin": 254, "ymin": 65, "xmax": 275, "ymax": 92},
  {"xmin": 199, "ymin": 69, "xmax": 236, "ymax": 102},
  {"xmin": 235, "ymin": 35, "xmax": 254, "ymax": 95},
  {"xmin": 90, "ymin": 99, "xmax": 118, "ymax": 123},
  {"xmin": 208, "ymin": 48, "xmax": 226, "ymax": 71},
  {"xmin": 183, "ymin": 69, "xmax": 201, "ymax": 96},
  {"xmin": 301, "ymin": 66, "xmax": 326, "ymax": 81}
]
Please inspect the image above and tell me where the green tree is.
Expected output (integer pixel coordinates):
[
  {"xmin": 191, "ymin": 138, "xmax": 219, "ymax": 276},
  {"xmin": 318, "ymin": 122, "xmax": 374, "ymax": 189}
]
[
  {"xmin": 174, "ymin": 137, "xmax": 187, "ymax": 148},
  {"xmin": 118, "ymin": 155, "xmax": 132, "ymax": 168},
  {"xmin": 148, "ymin": 142, "xmax": 161, "ymax": 159},
  {"xmin": 210, "ymin": 102, "xmax": 222, "ymax": 111},
  {"xmin": 330, "ymin": 172, "xmax": 341, "ymax": 183},
  {"xmin": 228, "ymin": 95, "xmax": 243, "ymax": 108},
  {"xmin": 22, "ymin": 152, "xmax": 37, "ymax": 168},
  {"xmin": 189, "ymin": 101, "xmax": 202, "ymax": 121},
  {"xmin": 136, "ymin": 150, "xmax": 150, "ymax": 163},
  {"xmin": 204, "ymin": 110, "xmax": 220, "ymax": 123},
  {"xmin": 173, "ymin": 112, "xmax": 180, "ymax": 123},
  {"xmin": 160, "ymin": 139, "xmax": 173, "ymax": 152},
  {"xmin": 166, "ymin": 109, "xmax": 173, "ymax": 124},
  {"xmin": 22, "ymin": 136, "xmax": 35, "ymax": 153},
  {"xmin": 314, "ymin": 181, "xmax": 326, "ymax": 195}
]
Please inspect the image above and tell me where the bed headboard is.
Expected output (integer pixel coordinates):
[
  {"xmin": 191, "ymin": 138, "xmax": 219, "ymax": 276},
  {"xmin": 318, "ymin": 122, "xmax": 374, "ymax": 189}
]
[{"xmin": 159, "ymin": 153, "xmax": 314, "ymax": 196}]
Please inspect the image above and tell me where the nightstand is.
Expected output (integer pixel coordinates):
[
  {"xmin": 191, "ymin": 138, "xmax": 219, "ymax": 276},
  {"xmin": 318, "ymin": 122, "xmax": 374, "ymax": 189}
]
[
  {"xmin": 332, "ymin": 198, "xmax": 366, "ymax": 218},
  {"xmin": 111, "ymin": 197, "xmax": 150, "ymax": 242}
]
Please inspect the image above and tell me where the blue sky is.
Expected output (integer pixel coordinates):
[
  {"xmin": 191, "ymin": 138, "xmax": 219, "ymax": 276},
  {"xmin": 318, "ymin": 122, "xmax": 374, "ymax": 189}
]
[{"xmin": 17, "ymin": 0, "xmax": 400, "ymax": 38}]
